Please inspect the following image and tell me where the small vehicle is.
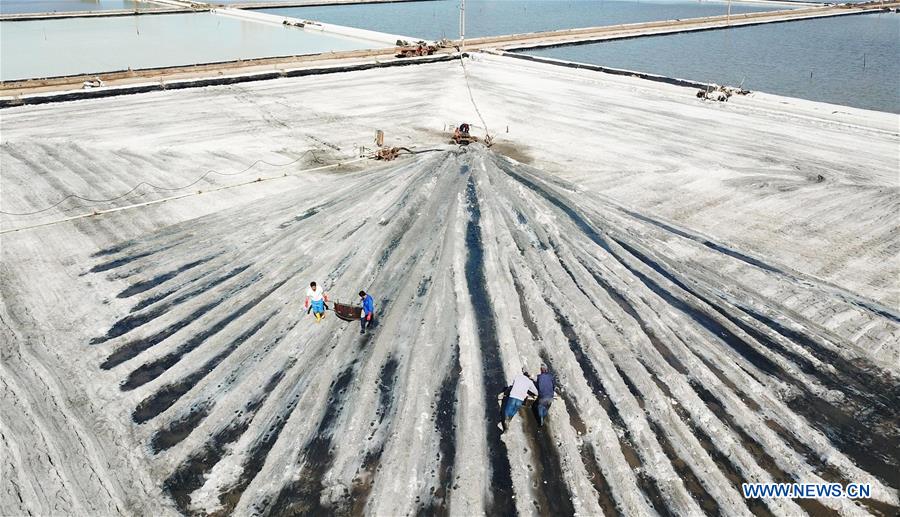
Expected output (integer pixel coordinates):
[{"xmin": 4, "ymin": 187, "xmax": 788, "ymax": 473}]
[
  {"xmin": 450, "ymin": 123, "xmax": 493, "ymax": 146},
  {"xmin": 452, "ymin": 123, "xmax": 476, "ymax": 145},
  {"xmin": 396, "ymin": 41, "xmax": 438, "ymax": 58}
]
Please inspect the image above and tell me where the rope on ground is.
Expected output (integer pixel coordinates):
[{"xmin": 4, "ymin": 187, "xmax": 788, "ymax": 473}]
[
  {"xmin": 0, "ymin": 157, "xmax": 367, "ymax": 235},
  {"xmin": 0, "ymin": 149, "xmax": 321, "ymax": 217},
  {"xmin": 399, "ymin": 147, "xmax": 445, "ymax": 155},
  {"xmin": 459, "ymin": 54, "xmax": 491, "ymax": 139}
]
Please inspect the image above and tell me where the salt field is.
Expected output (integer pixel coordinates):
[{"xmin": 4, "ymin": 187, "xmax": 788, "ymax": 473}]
[
  {"xmin": 0, "ymin": 11, "xmax": 385, "ymax": 81},
  {"xmin": 263, "ymin": 0, "xmax": 782, "ymax": 40},
  {"xmin": 521, "ymin": 11, "xmax": 900, "ymax": 113},
  {"xmin": 1, "ymin": 1, "xmax": 899, "ymax": 516},
  {"xmin": 2, "ymin": 53, "xmax": 898, "ymax": 516},
  {"xmin": 0, "ymin": 0, "xmax": 144, "ymax": 14}
]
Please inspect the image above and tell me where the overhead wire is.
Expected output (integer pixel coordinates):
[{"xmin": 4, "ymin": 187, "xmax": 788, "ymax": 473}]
[
  {"xmin": 5, "ymin": 54, "xmax": 481, "ymax": 218},
  {"xmin": 0, "ymin": 156, "xmax": 367, "ymax": 235},
  {"xmin": 459, "ymin": 52, "xmax": 533, "ymax": 371},
  {"xmin": 0, "ymin": 149, "xmax": 321, "ymax": 217},
  {"xmin": 458, "ymin": 51, "xmax": 540, "ymax": 377},
  {"xmin": 3, "ymin": 55, "xmax": 471, "ymax": 221},
  {"xmin": 459, "ymin": 53, "xmax": 491, "ymax": 140}
]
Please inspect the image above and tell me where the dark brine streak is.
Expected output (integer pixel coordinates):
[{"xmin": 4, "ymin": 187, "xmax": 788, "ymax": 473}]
[
  {"xmin": 163, "ymin": 365, "xmax": 292, "ymax": 514},
  {"xmin": 92, "ymin": 264, "xmax": 250, "ymax": 346},
  {"xmin": 151, "ymin": 321, "xmax": 298, "ymax": 453},
  {"xmin": 349, "ymin": 356, "xmax": 401, "ymax": 515},
  {"xmin": 116, "ymin": 255, "xmax": 214, "ymax": 299},
  {"xmin": 132, "ymin": 313, "xmax": 274, "ymax": 423},
  {"xmin": 573, "ymin": 258, "xmax": 689, "ymax": 375},
  {"xmin": 519, "ymin": 380, "xmax": 577, "ymax": 515},
  {"xmin": 557, "ymin": 389, "xmax": 620, "ymax": 516},
  {"xmin": 620, "ymin": 208, "xmax": 782, "ymax": 274},
  {"xmin": 262, "ymin": 365, "xmax": 356, "ymax": 516},
  {"xmin": 612, "ymin": 239, "xmax": 899, "ymax": 485},
  {"xmin": 502, "ymin": 161, "xmax": 779, "ymax": 377},
  {"xmin": 505, "ymin": 160, "xmax": 899, "ymax": 489},
  {"xmin": 509, "ymin": 270, "xmax": 576, "ymax": 516},
  {"xmin": 742, "ymin": 306, "xmax": 900, "ymax": 414},
  {"xmin": 127, "ymin": 266, "xmax": 215, "ymax": 314},
  {"xmin": 419, "ymin": 339, "xmax": 461, "ymax": 517},
  {"xmin": 548, "ymin": 302, "xmax": 669, "ymax": 515},
  {"xmin": 89, "ymin": 239, "xmax": 187, "ymax": 273},
  {"xmin": 463, "ymin": 174, "xmax": 516, "ymax": 517},
  {"xmin": 92, "ymin": 241, "xmax": 135, "ymax": 257},
  {"xmin": 691, "ymin": 381, "xmax": 838, "ymax": 516},
  {"xmin": 616, "ymin": 366, "xmax": 720, "ymax": 516},
  {"xmin": 123, "ymin": 276, "xmax": 290, "ymax": 391}
]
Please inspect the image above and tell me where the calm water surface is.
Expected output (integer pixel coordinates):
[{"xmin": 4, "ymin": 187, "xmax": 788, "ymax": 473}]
[
  {"xmin": 263, "ymin": 0, "xmax": 780, "ymax": 40},
  {"xmin": 0, "ymin": 0, "xmax": 143, "ymax": 14},
  {"xmin": 3, "ymin": 0, "xmax": 892, "ymax": 113},
  {"xmin": 522, "ymin": 13, "xmax": 900, "ymax": 113},
  {"xmin": 0, "ymin": 12, "xmax": 381, "ymax": 80}
]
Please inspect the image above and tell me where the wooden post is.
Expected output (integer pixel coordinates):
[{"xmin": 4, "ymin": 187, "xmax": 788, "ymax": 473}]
[{"xmin": 375, "ymin": 130, "xmax": 384, "ymax": 147}]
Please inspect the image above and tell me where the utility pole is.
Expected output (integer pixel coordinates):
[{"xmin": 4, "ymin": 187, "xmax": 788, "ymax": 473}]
[
  {"xmin": 727, "ymin": 0, "xmax": 732, "ymax": 25},
  {"xmin": 460, "ymin": 0, "xmax": 466, "ymax": 51}
]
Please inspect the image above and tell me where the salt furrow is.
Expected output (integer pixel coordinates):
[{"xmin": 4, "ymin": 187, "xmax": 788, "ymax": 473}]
[
  {"xmin": 476, "ymin": 161, "xmax": 588, "ymax": 516},
  {"xmin": 483, "ymin": 182, "xmax": 608, "ymax": 517},
  {"xmin": 496, "ymin": 156, "xmax": 896, "ymax": 504},
  {"xmin": 542, "ymin": 247, "xmax": 756, "ymax": 516},
  {"xmin": 190, "ymin": 160, "xmax": 454, "ymax": 512},
  {"xmin": 5, "ymin": 145, "xmax": 898, "ymax": 516},
  {"xmin": 2, "ymin": 55, "xmax": 897, "ymax": 517},
  {"xmin": 478, "ymin": 160, "xmax": 676, "ymax": 512},
  {"xmin": 492, "ymin": 160, "xmax": 796, "ymax": 512},
  {"xmin": 325, "ymin": 158, "xmax": 463, "ymax": 515},
  {"xmin": 502, "ymin": 248, "xmax": 656, "ymax": 516},
  {"xmin": 589, "ymin": 261, "xmax": 892, "ymax": 512}
]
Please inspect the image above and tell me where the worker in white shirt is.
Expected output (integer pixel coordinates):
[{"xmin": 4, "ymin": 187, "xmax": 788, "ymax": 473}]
[
  {"xmin": 501, "ymin": 367, "xmax": 538, "ymax": 432},
  {"xmin": 305, "ymin": 281, "xmax": 329, "ymax": 323}
]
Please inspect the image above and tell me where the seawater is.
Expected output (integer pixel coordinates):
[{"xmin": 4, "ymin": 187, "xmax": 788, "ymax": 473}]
[
  {"xmin": 0, "ymin": 12, "xmax": 382, "ymax": 81},
  {"xmin": 0, "ymin": 0, "xmax": 143, "ymax": 14},
  {"xmin": 262, "ymin": 0, "xmax": 781, "ymax": 40},
  {"xmin": 520, "ymin": 12, "xmax": 900, "ymax": 113}
]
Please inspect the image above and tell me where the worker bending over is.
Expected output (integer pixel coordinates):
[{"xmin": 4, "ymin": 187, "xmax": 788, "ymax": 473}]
[
  {"xmin": 535, "ymin": 363, "xmax": 555, "ymax": 427},
  {"xmin": 501, "ymin": 367, "xmax": 538, "ymax": 432}
]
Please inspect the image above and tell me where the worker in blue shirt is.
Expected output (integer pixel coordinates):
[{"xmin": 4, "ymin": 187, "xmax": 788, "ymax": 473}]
[
  {"xmin": 535, "ymin": 363, "xmax": 555, "ymax": 427},
  {"xmin": 359, "ymin": 290, "xmax": 375, "ymax": 334}
]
